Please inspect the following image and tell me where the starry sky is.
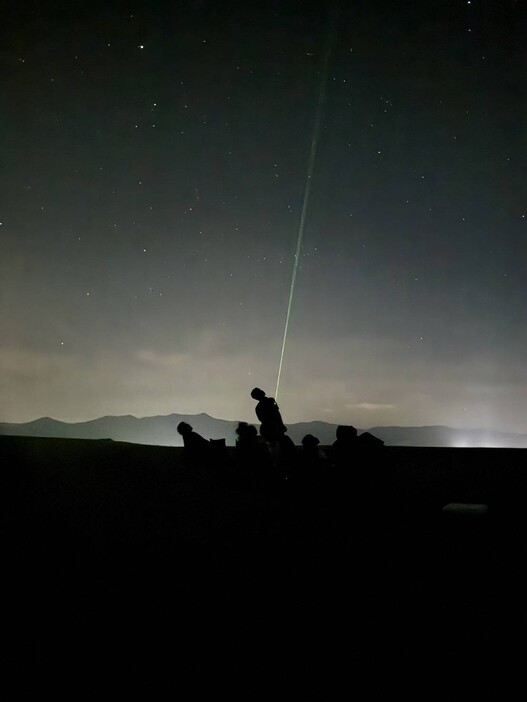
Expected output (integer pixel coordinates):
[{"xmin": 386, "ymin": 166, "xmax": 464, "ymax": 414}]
[{"xmin": 1, "ymin": 0, "xmax": 526, "ymax": 434}]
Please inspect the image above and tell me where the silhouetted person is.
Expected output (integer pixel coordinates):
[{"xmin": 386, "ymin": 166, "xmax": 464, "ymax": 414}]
[
  {"xmin": 355, "ymin": 431, "xmax": 389, "ymax": 513},
  {"xmin": 235, "ymin": 421, "xmax": 258, "ymax": 448},
  {"xmin": 296, "ymin": 433, "xmax": 324, "ymax": 479},
  {"xmin": 235, "ymin": 421, "xmax": 272, "ymax": 484},
  {"xmin": 356, "ymin": 431, "xmax": 386, "ymax": 485},
  {"xmin": 292, "ymin": 434, "xmax": 331, "ymax": 536},
  {"xmin": 177, "ymin": 421, "xmax": 210, "ymax": 461},
  {"xmin": 357, "ymin": 431, "xmax": 384, "ymax": 451},
  {"xmin": 250, "ymin": 388, "xmax": 287, "ymax": 442},
  {"xmin": 277, "ymin": 433, "xmax": 296, "ymax": 472},
  {"xmin": 301, "ymin": 434, "xmax": 324, "ymax": 465},
  {"xmin": 332, "ymin": 425, "xmax": 358, "ymax": 468},
  {"xmin": 235, "ymin": 422, "xmax": 268, "ymax": 459}
]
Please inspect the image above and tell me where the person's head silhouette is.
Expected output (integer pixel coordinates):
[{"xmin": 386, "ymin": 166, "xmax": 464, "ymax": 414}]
[
  {"xmin": 236, "ymin": 421, "xmax": 259, "ymax": 444},
  {"xmin": 302, "ymin": 434, "xmax": 320, "ymax": 449},
  {"xmin": 177, "ymin": 421, "xmax": 193, "ymax": 436},
  {"xmin": 236, "ymin": 421, "xmax": 248, "ymax": 437},
  {"xmin": 251, "ymin": 387, "xmax": 266, "ymax": 401},
  {"xmin": 336, "ymin": 425, "xmax": 357, "ymax": 442}
]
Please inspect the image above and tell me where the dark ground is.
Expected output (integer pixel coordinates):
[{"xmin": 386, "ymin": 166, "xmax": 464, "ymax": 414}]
[{"xmin": 2, "ymin": 436, "xmax": 526, "ymax": 691}]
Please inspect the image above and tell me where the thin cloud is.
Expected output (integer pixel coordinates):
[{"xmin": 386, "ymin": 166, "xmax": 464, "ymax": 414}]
[{"xmin": 346, "ymin": 402, "xmax": 396, "ymax": 411}]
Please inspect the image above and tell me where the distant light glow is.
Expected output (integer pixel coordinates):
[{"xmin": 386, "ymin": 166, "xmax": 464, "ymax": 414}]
[{"xmin": 451, "ymin": 435, "xmax": 503, "ymax": 449}]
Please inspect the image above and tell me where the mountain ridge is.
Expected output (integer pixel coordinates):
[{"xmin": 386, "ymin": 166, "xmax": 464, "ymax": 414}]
[{"xmin": 1, "ymin": 413, "xmax": 527, "ymax": 447}]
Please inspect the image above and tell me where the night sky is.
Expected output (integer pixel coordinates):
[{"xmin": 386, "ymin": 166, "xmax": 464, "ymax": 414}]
[{"xmin": 2, "ymin": 0, "xmax": 526, "ymax": 434}]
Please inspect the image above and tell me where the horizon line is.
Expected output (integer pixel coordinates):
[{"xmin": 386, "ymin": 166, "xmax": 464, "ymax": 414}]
[{"xmin": 1, "ymin": 412, "xmax": 526, "ymax": 437}]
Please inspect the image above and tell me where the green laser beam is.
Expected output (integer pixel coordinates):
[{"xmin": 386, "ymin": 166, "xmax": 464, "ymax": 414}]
[{"xmin": 275, "ymin": 6, "xmax": 337, "ymax": 401}]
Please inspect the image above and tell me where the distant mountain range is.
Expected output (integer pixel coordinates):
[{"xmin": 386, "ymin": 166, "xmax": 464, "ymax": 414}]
[{"xmin": 1, "ymin": 413, "xmax": 527, "ymax": 448}]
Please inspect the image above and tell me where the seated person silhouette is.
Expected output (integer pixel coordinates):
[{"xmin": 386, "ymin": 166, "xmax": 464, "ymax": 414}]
[
  {"xmin": 290, "ymin": 433, "xmax": 323, "ymax": 481},
  {"xmin": 302, "ymin": 434, "xmax": 323, "ymax": 465},
  {"xmin": 277, "ymin": 433, "xmax": 296, "ymax": 472},
  {"xmin": 250, "ymin": 387, "xmax": 287, "ymax": 442},
  {"xmin": 357, "ymin": 431, "xmax": 384, "ymax": 451},
  {"xmin": 235, "ymin": 421, "xmax": 271, "ymax": 466},
  {"xmin": 332, "ymin": 425, "xmax": 358, "ymax": 467},
  {"xmin": 177, "ymin": 421, "xmax": 210, "ymax": 460},
  {"xmin": 235, "ymin": 421, "xmax": 259, "ymax": 450}
]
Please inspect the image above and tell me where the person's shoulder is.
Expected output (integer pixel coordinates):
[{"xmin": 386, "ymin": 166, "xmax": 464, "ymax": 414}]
[{"xmin": 191, "ymin": 431, "xmax": 208, "ymax": 444}]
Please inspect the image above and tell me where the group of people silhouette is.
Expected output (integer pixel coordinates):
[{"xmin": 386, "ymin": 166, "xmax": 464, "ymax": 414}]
[{"xmin": 176, "ymin": 387, "xmax": 384, "ymax": 479}]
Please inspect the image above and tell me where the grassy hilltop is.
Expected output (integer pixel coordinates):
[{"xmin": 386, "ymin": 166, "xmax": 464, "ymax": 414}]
[{"xmin": 2, "ymin": 435, "xmax": 527, "ymax": 680}]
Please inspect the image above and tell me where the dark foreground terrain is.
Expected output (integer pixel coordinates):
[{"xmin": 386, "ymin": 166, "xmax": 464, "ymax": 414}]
[{"xmin": 2, "ymin": 436, "xmax": 526, "ymax": 690}]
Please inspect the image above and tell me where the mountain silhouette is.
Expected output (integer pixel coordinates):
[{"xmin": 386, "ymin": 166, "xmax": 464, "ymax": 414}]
[{"xmin": 1, "ymin": 413, "xmax": 527, "ymax": 447}]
